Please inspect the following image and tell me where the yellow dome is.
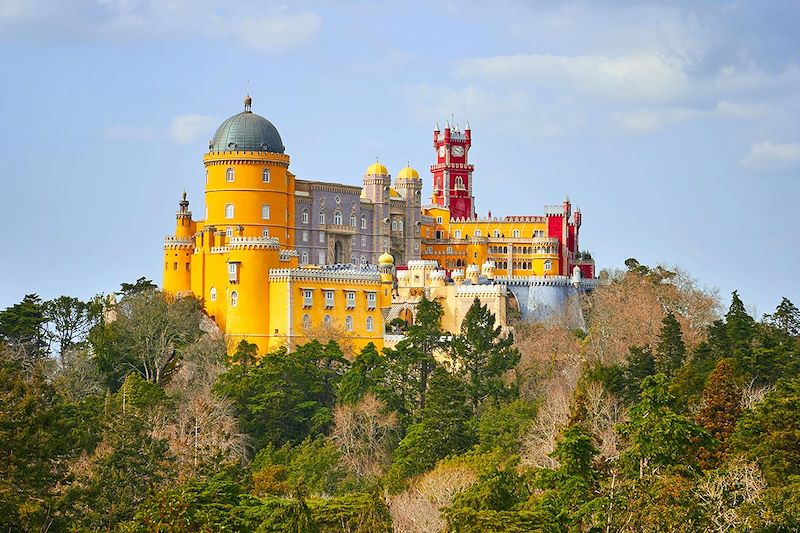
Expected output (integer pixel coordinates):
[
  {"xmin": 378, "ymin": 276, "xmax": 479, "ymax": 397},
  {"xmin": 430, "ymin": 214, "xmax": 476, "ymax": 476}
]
[
  {"xmin": 379, "ymin": 252, "xmax": 394, "ymax": 266},
  {"xmin": 366, "ymin": 161, "xmax": 389, "ymax": 175},
  {"xmin": 389, "ymin": 188, "xmax": 401, "ymax": 199},
  {"xmin": 397, "ymin": 166, "xmax": 420, "ymax": 180}
]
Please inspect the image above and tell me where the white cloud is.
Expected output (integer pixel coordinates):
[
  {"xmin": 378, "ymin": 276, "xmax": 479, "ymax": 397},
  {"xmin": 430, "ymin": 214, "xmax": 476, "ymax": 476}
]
[
  {"xmin": 168, "ymin": 114, "xmax": 217, "ymax": 145},
  {"xmin": 739, "ymin": 141, "xmax": 800, "ymax": 170}
]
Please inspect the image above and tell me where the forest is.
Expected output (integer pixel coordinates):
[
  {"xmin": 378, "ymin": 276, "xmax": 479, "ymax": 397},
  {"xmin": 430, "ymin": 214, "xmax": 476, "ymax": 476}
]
[{"xmin": 1, "ymin": 261, "xmax": 800, "ymax": 532}]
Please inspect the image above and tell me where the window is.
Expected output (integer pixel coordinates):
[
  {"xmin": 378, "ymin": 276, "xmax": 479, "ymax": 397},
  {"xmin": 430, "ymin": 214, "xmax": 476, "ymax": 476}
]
[
  {"xmin": 534, "ymin": 230, "xmax": 544, "ymax": 238},
  {"xmin": 173, "ymin": 262, "xmax": 178, "ymax": 270},
  {"xmin": 346, "ymin": 291, "xmax": 355, "ymax": 308},
  {"xmin": 350, "ymin": 214, "xmax": 357, "ymax": 227},
  {"xmin": 456, "ymin": 176, "xmax": 464, "ymax": 188},
  {"xmin": 361, "ymin": 236, "xmax": 366, "ymax": 246},
  {"xmin": 262, "ymin": 168, "xmax": 270, "ymax": 182},
  {"xmin": 230, "ymin": 290, "xmax": 238, "ymax": 306},
  {"xmin": 345, "ymin": 315, "xmax": 353, "ymax": 332},
  {"xmin": 301, "ymin": 251, "xmax": 309, "ymax": 264},
  {"xmin": 302, "ymin": 209, "xmax": 309, "ymax": 224},
  {"xmin": 474, "ymin": 229, "xmax": 481, "ymax": 237},
  {"xmin": 226, "ymin": 226, "xmax": 233, "ymax": 237},
  {"xmin": 324, "ymin": 315, "xmax": 331, "ymax": 325},
  {"xmin": 303, "ymin": 289, "xmax": 313, "ymax": 307},
  {"xmin": 447, "ymin": 246, "xmax": 453, "ymax": 254},
  {"xmin": 319, "ymin": 212, "xmax": 325, "ymax": 224},
  {"xmin": 351, "ymin": 235, "xmax": 356, "ymax": 245},
  {"xmin": 513, "ymin": 229, "xmax": 520, "ymax": 238},
  {"xmin": 351, "ymin": 254, "xmax": 356, "ymax": 264},
  {"xmin": 228, "ymin": 262, "xmax": 238, "ymax": 282},
  {"xmin": 325, "ymin": 290, "xmax": 334, "ymax": 307},
  {"xmin": 318, "ymin": 251, "xmax": 326, "ymax": 264},
  {"xmin": 360, "ymin": 255, "xmax": 366, "ymax": 265},
  {"xmin": 366, "ymin": 316, "xmax": 374, "ymax": 332},
  {"xmin": 261, "ymin": 204, "xmax": 270, "ymax": 219},
  {"xmin": 302, "ymin": 314, "xmax": 311, "ymax": 329},
  {"xmin": 226, "ymin": 167, "xmax": 235, "ymax": 182},
  {"xmin": 366, "ymin": 292, "xmax": 376, "ymax": 310},
  {"xmin": 225, "ymin": 203, "xmax": 234, "ymax": 218},
  {"xmin": 544, "ymin": 260, "xmax": 552, "ymax": 272},
  {"xmin": 210, "ymin": 287, "xmax": 216, "ymax": 301},
  {"xmin": 436, "ymin": 216, "xmax": 443, "ymax": 224},
  {"xmin": 262, "ymin": 227, "xmax": 270, "ymax": 237},
  {"xmin": 334, "ymin": 211, "xmax": 343, "ymax": 225},
  {"xmin": 319, "ymin": 232, "xmax": 325, "ymax": 243},
  {"xmin": 302, "ymin": 230, "xmax": 308, "ymax": 242},
  {"xmin": 391, "ymin": 220, "xmax": 398, "ymax": 231},
  {"xmin": 360, "ymin": 216, "xmax": 367, "ymax": 229},
  {"xmin": 398, "ymin": 220, "xmax": 403, "ymax": 232},
  {"xmin": 454, "ymin": 230, "xmax": 461, "ymax": 239}
]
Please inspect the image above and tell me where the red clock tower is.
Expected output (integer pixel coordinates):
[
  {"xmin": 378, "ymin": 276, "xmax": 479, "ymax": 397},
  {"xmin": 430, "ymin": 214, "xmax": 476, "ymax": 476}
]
[{"xmin": 431, "ymin": 121, "xmax": 475, "ymax": 220}]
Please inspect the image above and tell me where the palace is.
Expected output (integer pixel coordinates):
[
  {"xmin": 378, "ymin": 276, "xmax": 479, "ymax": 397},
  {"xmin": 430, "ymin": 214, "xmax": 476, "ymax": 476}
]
[{"xmin": 162, "ymin": 96, "xmax": 598, "ymax": 354}]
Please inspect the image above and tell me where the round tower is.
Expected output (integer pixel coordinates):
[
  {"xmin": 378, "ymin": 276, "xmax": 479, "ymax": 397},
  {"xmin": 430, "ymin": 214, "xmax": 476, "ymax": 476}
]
[{"xmin": 163, "ymin": 191, "xmax": 195, "ymax": 294}]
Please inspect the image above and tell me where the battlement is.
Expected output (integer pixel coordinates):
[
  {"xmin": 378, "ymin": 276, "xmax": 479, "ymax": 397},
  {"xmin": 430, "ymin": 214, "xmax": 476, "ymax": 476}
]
[
  {"xmin": 456, "ymin": 284, "xmax": 508, "ymax": 297},
  {"xmin": 269, "ymin": 264, "xmax": 381, "ymax": 283},
  {"xmin": 228, "ymin": 236, "xmax": 281, "ymax": 250},
  {"xmin": 163, "ymin": 236, "xmax": 193, "ymax": 250},
  {"xmin": 407, "ymin": 260, "xmax": 439, "ymax": 270},
  {"xmin": 279, "ymin": 249, "xmax": 298, "ymax": 261}
]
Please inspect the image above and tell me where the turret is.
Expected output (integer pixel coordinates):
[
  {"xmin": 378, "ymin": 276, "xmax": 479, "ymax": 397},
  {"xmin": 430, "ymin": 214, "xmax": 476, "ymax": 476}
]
[
  {"xmin": 572, "ymin": 264, "xmax": 582, "ymax": 287},
  {"xmin": 466, "ymin": 264, "xmax": 480, "ymax": 284},
  {"xmin": 163, "ymin": 192, "xmax": 195, "ymax": 295},
  {"xmin": 451, "ymin": 269, "xmax": 465, "ymax": 286},
  {"xmin": 481, "ymin": 260, "xmax": 496, "ymax": 281},
  {"xmin": 378, "ymin": 251, "xmax": 394, "ymax": 324}
]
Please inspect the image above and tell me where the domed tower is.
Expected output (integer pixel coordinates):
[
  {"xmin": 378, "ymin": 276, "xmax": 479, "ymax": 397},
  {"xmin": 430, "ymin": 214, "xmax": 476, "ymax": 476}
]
[
  {"xmin": 362, "ymin": 160, "xmax": 391, "ymax": 264},
  {"xmin": 395, "ymin": 165, "xmax": 423, "ymax": 261},
  {"xmin": 204, "ymin": 95, "xmax": 294, "ymax": 246},
  {"xmin": 163, "ymin": 191, "xmax": 195, "ymax": 294}
]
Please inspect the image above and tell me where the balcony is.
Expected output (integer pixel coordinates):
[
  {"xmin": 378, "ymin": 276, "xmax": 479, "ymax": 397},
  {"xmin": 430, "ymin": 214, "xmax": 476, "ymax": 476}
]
[{"xmin": 319, "ymin": 224, "xmax": 357, "ymax": 235}]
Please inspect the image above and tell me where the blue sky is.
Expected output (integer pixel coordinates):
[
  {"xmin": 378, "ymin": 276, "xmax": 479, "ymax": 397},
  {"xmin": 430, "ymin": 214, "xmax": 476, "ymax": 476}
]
[{"xmin": 1, "ymin": 0, "xmax": 798, "ymax": 317}]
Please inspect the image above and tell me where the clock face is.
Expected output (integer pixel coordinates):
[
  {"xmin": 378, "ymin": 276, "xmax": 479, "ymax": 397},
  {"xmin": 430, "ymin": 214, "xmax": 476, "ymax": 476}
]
[
  {"xmin": 438, "ymin": 145, "xmax": 446, "ymax": 158},
  {"xmin": 452, "ymin": 145, "xmax": 465, "ymax": 157}
]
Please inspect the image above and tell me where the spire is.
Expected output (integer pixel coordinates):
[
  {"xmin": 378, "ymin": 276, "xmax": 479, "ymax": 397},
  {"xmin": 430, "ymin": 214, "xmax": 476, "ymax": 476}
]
[
  {"xmin": 178, "ymin": 190, "xmax": 190, "ymax": 214},
  {"xmin": 244, "ymin": 94, "xmax": 252, "ymax": 112},
  {"xmin": 435, "ymin": 122, "xmax": 440, "ymax": 131}
]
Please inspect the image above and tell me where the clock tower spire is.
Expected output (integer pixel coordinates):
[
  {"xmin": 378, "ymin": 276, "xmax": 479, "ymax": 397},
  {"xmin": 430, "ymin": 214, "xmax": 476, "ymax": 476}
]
[{"xmin": 431, "ymin": 120, "xmax": 475, "ymax": 220}]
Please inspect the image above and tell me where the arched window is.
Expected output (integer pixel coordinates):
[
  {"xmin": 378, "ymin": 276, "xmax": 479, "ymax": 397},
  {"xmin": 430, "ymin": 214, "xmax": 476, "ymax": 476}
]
[
  {"xmin": 323, "ymin": 314, "xmax": 331, "ymax": 325},
  {"xmin": 319, "ymin": 211, "xmax": 325, "ymax": 224},
  {"xmin": 210, "ymin": 287, "xmax": 216, "ymax": 301},
  {"xmin": 345, "ymin": 315, "xmax": 353, "ymax": 332},
  {"xmin": 456, "ymin": 176, "xmax": 464, "ymax": 188},
  {"xmin": 391, "ymin": 220, "xmax": 398, "ymax": 231},
  {"xmin": 513, "ymin": 229, "xmax": 520, "ymax": 238},
  {"xmin": 398, "ymin": 220, "xmax": 403, "ymax": 232},
  {"xmin": 361, "ymin": 236, "xmax": 366, "ymax": 246},
  {"xmin": 474, "ymin": 229, "xmax": 481, "ymax": 237},
  {"xmin": 334, "ymin": 211, "xmax": 343, "ymax": 225},
  {"xmin": 360, "ymin": 255, "xmax": 366, "ymax": 265},
  {"xmin": 350, "ymin": 213, "xmax": 357, "ymax": 227},
  {"xmin": 225, "ymin": 203, "xmax": 234, "ymax": 218},
  {"xmin": 302, "ymin": 314, "xmax": 311, "ymax": 330},
  {"xmin": 318, "ymin": 251, "xmax": 326, "ymax": 265},
  {"xmin": 366, "ymin": 316, "xmax": 374, "ymax": 332},
  {"xmin": 351, "ymin": 254, "xmax": 356, "ymax": 264},
  {"xmin": 544, "ymin": 260, "xmax": 552, "ymax": 272},
  {"xmin": 360, "ymin": 216, "xmax": 367, "ymax": 229},
  {"xmin": 302, "ymin": 209, "xmax": 309, "ymax": 224},
  {"xmin": 454, "ymin": 230, "xmax": 461, "ymax": 239},
  {"xmin": 261, "ymin": 204, "xmax": 270, "ymax": 220},
  {"xmin": 494, "ymin": 229, "xmax": 500, "ymax": 238},
  {"xmin": 230, "ymin": 291, "xmax": 238, "ymax": 307},
  {"xmin": 262, "ymin": 168, "xmax": 270, "ymax": 183},
  {"xmin": 262, "ymin": 227, "xmax": 270, "ymax": 237},
  {"xmin": 226, "ymin": 168, "xmax": 235, "ymax": 182},
  {"xmin": 301, "ymin": 251, "xmax": 309, "ymax": 264},
  {"xmin": 226, "ymin": 226, "xmax": 233, "ymax": 237}
]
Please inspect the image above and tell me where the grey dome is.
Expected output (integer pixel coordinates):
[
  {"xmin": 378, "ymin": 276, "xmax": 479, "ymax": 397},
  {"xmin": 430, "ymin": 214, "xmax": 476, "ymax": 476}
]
[{"xmin": 209, "ymin": 110, "xmax": 285, "ymax": 153}]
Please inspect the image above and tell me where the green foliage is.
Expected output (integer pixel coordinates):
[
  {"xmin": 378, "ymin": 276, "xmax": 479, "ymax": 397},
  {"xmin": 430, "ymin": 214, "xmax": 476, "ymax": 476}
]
[
  {"xmin": 337, "ymin": 342, "xmax": 392, "ymax": 406},
  {"xmin": 120, "ymin": 276, "xmax": 158, "ymax": 296},
  {"xmin": 388, "ymin": 367, "xmax": 475, "ymax": 488},
  {"xmin": 213, "ymin": 341, "xmax": 347, "ymax": 451},
  {"xmin": 0, "ymin": 293, "xmax": 48, "ymax": 359},
  {"xmin": 763, "ymin": 297, "xmax": 800, "ymax": 337},
  {"xmin": 251, "ymin": 436, "xmax": 343, "ymax": 496},
  {"xmin": 43, "ymin": 294, "xmax": 100, "ymax": 363},
  {"xmin": 619, "ymin": 374, "xmax": 708, "ymax": 477},
  {"xmin": 695, "ymin": 358, "xmax": 741, "ymax": 469},
  {"xmin": 477, "ymin": 399, "xmax": 538, "ymax": 455},
  {"xmin": 655, "ymin": 312, "xmax": 686, "ymax": 376},
  {"xmin": 450, "ymin": 298, "xmax": 520, "ymax": 414},
  {"xmin": 443, "ymin": 507, "xmax": 554, "ymax": 533}
]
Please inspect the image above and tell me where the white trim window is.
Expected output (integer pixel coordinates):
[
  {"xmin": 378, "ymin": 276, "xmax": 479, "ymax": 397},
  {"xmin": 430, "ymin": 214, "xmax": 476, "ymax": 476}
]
[
  {"xmin": 228, "ymin": 262, "xmax": 238, "ymax": 282},
  {"xmin": 226, "ymin": 167, "xmax": 235, "ymax": 182},
  {"xmin": 230, "ymin": 290, "xmax": 238, "ymax": 306},
  {"xmin": 366, "ymin": 316, "xmax": 374, "ymax": 332},
  {"xmin": 334, "ymin": 211, "xmax": 343, "ymax": 225},
  {"xmin": 262, "ymin": 227, "xmax": 270, "ymax": 237},
  {"xmin": 303, "ymin": 289, "xmax": 313, "ymax": 307},
  {"xmin": 454, "ymin": 230, "xmax": 461, "ymax": 238},
  {"xmin": 302, "ymin": 209, "xmax": 309, "ymax": 224},
  {"xmin": 318, "ymin": 251, "xmax": 325, "ymax": 264},
  {"xmin": 262, "ymin": 168, "xmax": 270, "ymax": 183},
  {"xmin": 360, "ymin": 216, "xmax": 367, "ymax": 229},
  {"xmin": 319, "ymin": 212, "xmax": 326, "ymax": 224},
  {"xmin": 474, "ymin": 229, "xmax": 481, "ymax": 237},
  {"xmin": 350, "ymin": 213, "xmax": 357, "ymax": 227},
  {"xmin": 436, "ymin": 216, "xmax": 443, "ymax": 224},
  {"xmin": 226, "ymin": 226, "xmax": 233, "ymax": 237},
  {"xmin": 494, "ymin": 230, "xmax": 501, "ymax": 238},
  {"xmin": 301, "ymin": 251, "xmax": 309, "ymax": 265},
  {"xmin": 325, "ymin": 290, "xmax": 334, "ymax": 308},
  {"xmin": 346, "ymin": 291, "xmax": 356, "ymax": 309},
  {"xmin": 302, "ymin": 230, "xmax": 308, "ymax": 242},
  {"xmin": 366, "ymin": 292, "xmax": 376, "ymax": 310},
  {"xmin": 513, "ymin": 229, "xmax": 520, "ymax": 238},
  {"xmin": 209, "ymin": 287, "xmax": 216, "ymax": 301},
  {"xmin": 225, "ymin": 203, "xmax": 234, "ymax": 219},
  {"xmin": 319, "ymin": 232, "xmax": 325, "ymax": 243},
  {"xmin": 302, "ymin": 314, "xmax": 311, "ymax": 329},
  {"xmin": 544, "ymin": 260, "xmax": 552, "ymax": 272},
  {"xmin": 361, "ymin": 236, "xmax": 366, "ymax": 246},
  {"xmin": 261, "ymin": 204, "xmax": 270, "ymax": 220},
  {"xmin": 323, "ymin": 314, "xmax": 331, "ymax": 325},
  {"xmin": 345, "ymin": 315, "xmax": 353, "ymax": 332}
]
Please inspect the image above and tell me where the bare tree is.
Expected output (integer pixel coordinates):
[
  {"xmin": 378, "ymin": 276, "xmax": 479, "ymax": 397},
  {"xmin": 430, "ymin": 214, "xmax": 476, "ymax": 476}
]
[
  {"xmin": 695, "ymin": 458, "xmax": 766, "ymax": 532},
  {"xmin": 331, "ymin": 393, "xmax": 398, "ymax": 479}
]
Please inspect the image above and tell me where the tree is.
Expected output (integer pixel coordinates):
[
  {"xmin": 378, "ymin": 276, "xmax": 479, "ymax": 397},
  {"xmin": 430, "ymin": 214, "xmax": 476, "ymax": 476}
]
[
  {"xmin": 450, "ymin": 298, "xmax": 520, "ymax": 415},
  {"xmin": 618, "ymin": 374, "xmax": 707, "ymax": 477},
  {"xmin": 119, "ymin": 276, "xmax": 157, "ymax": 296},
  {"xmin": 695, "ymin": 359, "xmax": 741, "ymax": 469},
  {"xmin": 43, "ymin": 295, "xmax": 100, "ymax": 365},
  {"xmin": 0, "ymin": 294, "xmax": 48, "ymax": 360},
  {"xmin": 655, "ymin": 312, "xmax": 686, "ymax": 376},
  {"xmin": 726, "ymin": 291, "xmax": 756, "ymax": 364},
  {"xmin": 763, "ymin": 297, "xmax": 800, "ymax": 337},
  {"xmin": 337, "ymin": 342, "xmax": 391, "ymax": 406}
]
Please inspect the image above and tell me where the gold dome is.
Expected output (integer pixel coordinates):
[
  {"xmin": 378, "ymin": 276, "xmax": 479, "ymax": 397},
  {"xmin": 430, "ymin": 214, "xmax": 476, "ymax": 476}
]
[
  {"xmin": 366, "ymin": 161, "xmax": 389, "ymax": 175},
  {"xmin": 397, "ymin": 166, "xmax": 420, "ymax": 180},
  {"xmin": 379, "ymin": 251, "xmax": 394, "ymax": 266}
]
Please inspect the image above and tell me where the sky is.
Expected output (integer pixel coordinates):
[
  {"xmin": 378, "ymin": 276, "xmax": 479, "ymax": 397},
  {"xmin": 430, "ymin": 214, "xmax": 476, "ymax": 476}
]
[{"xmin": 0, "ymin": 0, "xmax": 798, "ymax": 317}]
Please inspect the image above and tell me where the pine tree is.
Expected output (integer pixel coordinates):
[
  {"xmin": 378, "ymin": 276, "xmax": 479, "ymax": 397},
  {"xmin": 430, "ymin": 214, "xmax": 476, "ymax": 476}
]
[
  {"xmin": 764, "ymin": 297, "xmax": 800, "ymax": 337},
  {"xmin": 621, "ymin": 346, "xmax": 657, "ymax": 404},
  {"xmin": 450, "ymin": 298, "xmax": 520, "ymax": 415},
  {"xmin": 0, "ymin": 294, "xmax": 49, "ymax": 359},
  {"xmin": 655, "ymin": 312, "xmax": 686, "ymax": 377},
  {"xmin": 695, "ymin": 359, "xmax": 741, "ymax": 469},
  {"xmin": 726, "ymin": 291, "xmax": 755, "ymax": 364}
]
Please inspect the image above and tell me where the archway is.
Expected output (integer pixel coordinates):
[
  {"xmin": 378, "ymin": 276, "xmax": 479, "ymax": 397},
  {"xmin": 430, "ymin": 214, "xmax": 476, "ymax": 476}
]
[{"xmin": 334, "ymin": 240, "xmax": 344, "ymax": 264}]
